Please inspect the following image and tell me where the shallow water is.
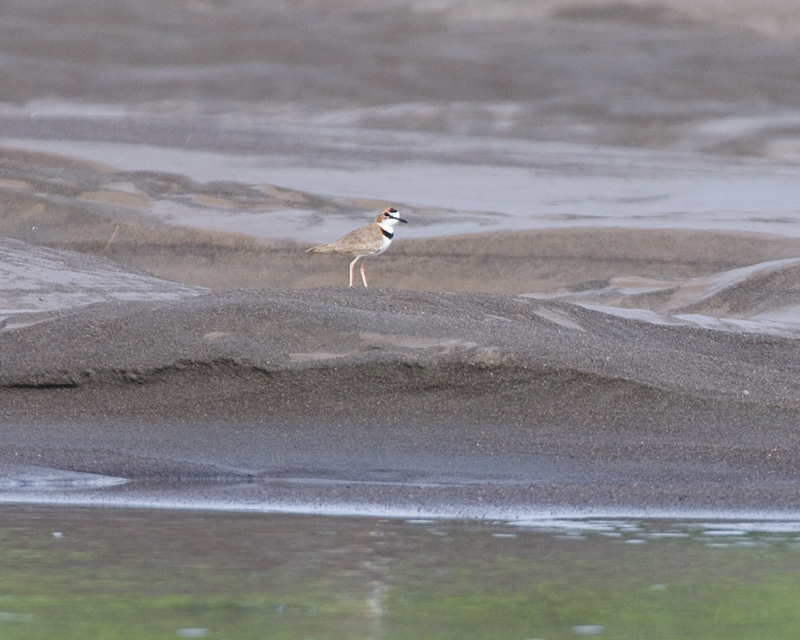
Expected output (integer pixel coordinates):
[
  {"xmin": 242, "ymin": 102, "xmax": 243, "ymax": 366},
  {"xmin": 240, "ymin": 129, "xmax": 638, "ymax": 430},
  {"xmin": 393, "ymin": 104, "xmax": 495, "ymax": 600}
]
[
  {"xmin": 3, "ymin": 505, "xmax": 800, "ymax": 639},
  {"xmin": 3, "ymin": 469, "xmax": 800, "ymax": 524}
]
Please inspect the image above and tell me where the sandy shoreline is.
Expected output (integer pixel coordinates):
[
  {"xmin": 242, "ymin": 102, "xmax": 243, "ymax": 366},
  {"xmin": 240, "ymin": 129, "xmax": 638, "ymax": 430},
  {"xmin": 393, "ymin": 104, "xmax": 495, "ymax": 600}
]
[
  {"xmin": 3, "ymin": 278, "xmax": 800, "ymax": 514},
  {"xmin": 3, "ymin": 129, "xmax": 800, "ymax": 517},
  {"xmin": 3, "ymin": 0, "xmax": 800, "ymax": 518}
]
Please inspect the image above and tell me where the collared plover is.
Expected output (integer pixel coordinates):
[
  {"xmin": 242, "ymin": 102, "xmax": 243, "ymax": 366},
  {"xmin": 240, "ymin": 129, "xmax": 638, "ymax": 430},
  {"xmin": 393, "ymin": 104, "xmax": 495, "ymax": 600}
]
[{"xmin": 306, "ymin": 207, "xmax": 407, "ymax": 287}]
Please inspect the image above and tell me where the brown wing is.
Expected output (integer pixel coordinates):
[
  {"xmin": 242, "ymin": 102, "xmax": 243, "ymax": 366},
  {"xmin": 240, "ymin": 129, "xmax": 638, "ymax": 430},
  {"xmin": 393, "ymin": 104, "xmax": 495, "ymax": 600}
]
[{"xmin": 325, "ymin": 224, "xmax": 382, "ymax": 256}]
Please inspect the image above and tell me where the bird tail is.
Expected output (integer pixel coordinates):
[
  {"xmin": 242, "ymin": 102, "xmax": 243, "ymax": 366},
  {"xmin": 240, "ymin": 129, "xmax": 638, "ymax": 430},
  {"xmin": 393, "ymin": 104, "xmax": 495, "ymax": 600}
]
[{"xmin": 306, "ymin": 244, "xmax": 335, "ymax": 254}]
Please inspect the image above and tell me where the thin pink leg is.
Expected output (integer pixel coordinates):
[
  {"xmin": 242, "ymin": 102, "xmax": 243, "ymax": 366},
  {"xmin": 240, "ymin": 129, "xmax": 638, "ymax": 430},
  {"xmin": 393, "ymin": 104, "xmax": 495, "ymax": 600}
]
[
  {"xmin": 348, "ymin": 257, "xmax": 359, "ymax": 287},
  {"xmin": 360, "ymin": 261, "xmax": 368, "ymax": 287}
]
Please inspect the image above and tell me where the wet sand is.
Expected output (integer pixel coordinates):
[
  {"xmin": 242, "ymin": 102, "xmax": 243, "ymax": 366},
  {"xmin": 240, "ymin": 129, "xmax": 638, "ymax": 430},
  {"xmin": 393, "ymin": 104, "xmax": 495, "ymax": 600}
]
[
  {"xmin": 3, "ymin": 267, "xmax": 800, "ymax": 515},
  {"xmin": 3, "ymin": 0, "xmax": 800, "ymax": 517}
]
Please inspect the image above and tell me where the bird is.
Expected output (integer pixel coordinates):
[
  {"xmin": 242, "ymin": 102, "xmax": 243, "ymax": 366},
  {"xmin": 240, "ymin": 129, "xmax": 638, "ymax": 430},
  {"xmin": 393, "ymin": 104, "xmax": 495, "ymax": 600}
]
[{"xmin": 306, "ymin": 207, "xmax": 407, "ymax": 287}]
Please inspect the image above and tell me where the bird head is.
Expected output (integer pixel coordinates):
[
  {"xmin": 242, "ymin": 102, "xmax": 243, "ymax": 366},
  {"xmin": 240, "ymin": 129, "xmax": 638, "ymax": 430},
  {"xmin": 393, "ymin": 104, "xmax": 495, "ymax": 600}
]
[{"xmin": 377, "ymin": 207, "xmax": 408, "ymax": 226}]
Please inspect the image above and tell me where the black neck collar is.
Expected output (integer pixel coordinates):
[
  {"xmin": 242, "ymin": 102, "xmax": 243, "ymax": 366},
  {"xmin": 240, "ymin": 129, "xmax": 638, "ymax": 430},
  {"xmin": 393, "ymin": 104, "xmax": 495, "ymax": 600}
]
[{"xmin": 380, "ymin": 227, "xmax": 394, "ymax": 239}]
